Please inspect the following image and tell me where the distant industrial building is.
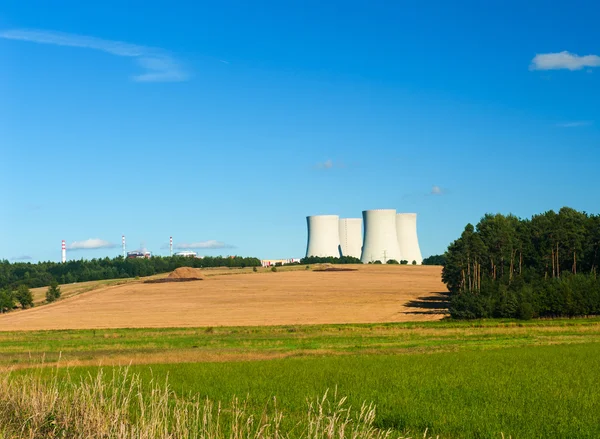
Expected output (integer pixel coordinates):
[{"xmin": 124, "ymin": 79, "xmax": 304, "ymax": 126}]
[
  {"xmin": 127, "ymin": 251, "xmax": 151, "ymax": 259},
  {"xmin": 174, "ymin": 251, "xmax": 198, "ymax": 258},
  {"xmin": 261, "ymin": 258, "xmax": 301, "ymax": 267}
]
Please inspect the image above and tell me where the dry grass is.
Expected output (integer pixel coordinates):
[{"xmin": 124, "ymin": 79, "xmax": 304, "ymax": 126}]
[
  {"xmin": 0, "ymin": 367, "xmax": 437, "ymax": 439},
  {"xmin": 0, "ymin": 265, "xmax": 447, "ymax": 331}
]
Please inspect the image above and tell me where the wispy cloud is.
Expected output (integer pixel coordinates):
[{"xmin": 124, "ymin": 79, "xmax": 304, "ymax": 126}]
[
  {"xmin": 68, "ymin": 238, "xmax": 116, "ymax": 250},
  {"xmin": 314, "ymin": 159, "xmax": 347, "ymax": 170},
  {"xmin": 316, "ymin": 159, "xmax": 334, "ymax": 169},
  {"xmin": 556, "ymin": 121, "xmax": 593, "ymax": 128},
  {"xmin": 11, "ymin": 255, "xmax": 32, "ymax": 261},
  {"xmin": 174, "ymin": 241, "xmax": 234, "ymax": 250},
  {"xmin": 0, "ymin": 28, "xmax": 188, "ymax": 82},
  {"xmin": 431, "ymin": 185, "xmax": 444, "ymax": 195},
  {"xmin": 530, "ymin": 51, "xmax": 600, "ymax": 71}
]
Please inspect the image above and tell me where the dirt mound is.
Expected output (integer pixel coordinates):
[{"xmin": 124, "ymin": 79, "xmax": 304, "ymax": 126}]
[
  {"xmin": 313, "ymin": 267, "xmax": 358, "ymax": 272},
  {"xmin": 167, "ymin": 267, "xmax": 204, "ymax": 280}
]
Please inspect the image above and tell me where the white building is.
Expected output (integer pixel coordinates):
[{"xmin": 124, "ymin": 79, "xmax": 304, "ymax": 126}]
[
  {"xmin": 338, "ymin": 218, "xmax": 362, "ymax": 259},
  {"xmin": 396, "ymin": 213, "xmax": 423, "ymax": 264},
  {"xmin": 305, "ymin": 215, "xmax": 341, "ymax": 258},
  {"xmin": 360, "ymin": 209, "xmax": 403, "ymax": 263}
]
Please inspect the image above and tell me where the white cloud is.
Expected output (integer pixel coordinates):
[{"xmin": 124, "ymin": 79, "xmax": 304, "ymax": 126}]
[
  {"xmin": 174, "ymin": 241, "xmax": 234, "ymax": 250},
  {"xmin": 68, "ymin": 239, "xmax": 116, "ymax": 250},
  {"xmin": 0, "ymin": 28, "xmax": 188, "ymax": 82},
  {"xmin": 11, "ymin": 255, "xmax": 32, "ymax": 261},
  {"xmin": 431, "ymin": 185, "xmax": 444, "ymax": 195},
  {"xmin": 556, "ymin": 121, "xmax": 593, "ymax": 128},
  {"xmin": 315, "ymin": 159, "xmax": 334, "ymax": 169},
  {"xmin": 530, "ymin": 51, "xmax": 600, "ymax": 71}
]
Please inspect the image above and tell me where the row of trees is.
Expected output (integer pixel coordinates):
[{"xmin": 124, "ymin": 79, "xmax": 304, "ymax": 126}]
[
  {"xmin": 0, "ymin": 282, "xmax": 62, "ymax": 313},
  {"xmin": 422, "ymin": 254, "xmax": 446, "ymax": 266},
  {"xmin": 300, "ymin": 256, "xmax": 362, "ymax": 264},
  {"xmin": 0, "ymin": 255, "xmax": 262, "ymax": 291},
  {"xmin": 442, "ymin": 207, "xmax": 600, "ymax": 319}
]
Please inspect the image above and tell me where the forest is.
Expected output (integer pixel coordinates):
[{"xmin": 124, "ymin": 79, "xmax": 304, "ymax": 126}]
[
  {"xmin": 442, "ymin": 207, "xmax": 600, "ymax": 319},
  {"xmin": 0, "ymin": 255, "xmax": 261, "ymax": 291}
]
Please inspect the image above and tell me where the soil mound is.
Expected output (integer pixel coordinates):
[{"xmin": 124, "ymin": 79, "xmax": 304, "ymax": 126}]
[{"xmin": 168, "ymin": 267, "xmax": 204, "ymax": 280}]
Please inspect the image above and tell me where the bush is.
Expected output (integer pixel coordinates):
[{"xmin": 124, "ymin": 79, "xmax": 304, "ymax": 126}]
[
  {"xmin": 15, "ymin": 285, "xmax": 33, "ymax": 309},
  {"xmin": 271, "ymin": 266, "xmax": 277, "ymax": 272},
  {"xmin": 305, "ymin": 265, "xmax": 310, "ymax": 270},
  {"xmin": 253, "ymin": 266, "xmax": 258, "ymax": 272},
  {"xmin": 412, "ymin": 260, "xmax": 417, "ymax": 265},
  {"xmin": 449, "ymin": 292, "xmax": 490, "ymax": 319},
  {"xmin": 373, "ymin": 260, "xmax": 382, "ymax": 265},
  {"xmin": 400, "ymin": 260, "xmax": 408, "ymax": 265},
  {"xmin": 46, "ymin": 281, "xmax": 61, "ymax": 303},
  {"xmin": 386, "ymin": 259, "xmax": 399, "ymax": 265},
  {"xmin": 519, "ymin": 302, "xmax": 534, "ymax": 320}
]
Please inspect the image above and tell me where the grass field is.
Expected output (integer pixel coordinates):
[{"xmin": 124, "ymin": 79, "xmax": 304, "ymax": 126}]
[
  {"xmin": 0, "ymin": 265, "xmax": 448, "ymax": 331},
  {"xmin": 2, "ymin": 318, "xmax": 600, "ymax": 368},
  {"xmin": 4, "ymin": 335, "xmax": 600, "ymax": 438}
]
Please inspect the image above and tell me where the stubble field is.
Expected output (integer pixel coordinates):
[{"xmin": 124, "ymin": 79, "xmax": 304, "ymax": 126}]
[{"xmin": 0, "ymin": 265, "xmax": 447, "ymax": 331}]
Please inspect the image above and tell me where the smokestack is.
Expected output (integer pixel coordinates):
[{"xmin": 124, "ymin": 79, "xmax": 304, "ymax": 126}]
[
  {"xmin": 122, "ymin": 235, "xmax": 126, "ymax": 258},
  {"xmin": 61, "ymin": 240, "xmax": 66, "ymax": 263},
  {"xmin": 169, "ymin": 236, "xmax": 173, "ymax": 257}
]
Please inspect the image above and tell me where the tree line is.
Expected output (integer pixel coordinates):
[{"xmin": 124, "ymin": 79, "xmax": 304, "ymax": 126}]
[
  {"xmin": 300, "ymin": 256, "xmax": 362, "ymax": 265},
  {"xmin": 442, "ymin": 207, "xmax": 600, "ymax": 319},
  {"xmin": 0, "ymin": 255, "xmax": 262, "ymax": 291}
]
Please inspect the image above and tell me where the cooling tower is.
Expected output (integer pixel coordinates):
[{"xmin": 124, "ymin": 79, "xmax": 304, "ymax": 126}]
[
  {"xmin": 360, "ymin": 209, "xmax": 403, "ymax": 263},
  {"xmin": 339, "ymin": 218, "xmax": 363, "ymax": 259},
  {"xmin": 396, "ymin": 213, "xmax": 423, "ymax": 264},
  {"xmin": 306, "ymin": 215, "xmax": 341, "ymax": 257}
]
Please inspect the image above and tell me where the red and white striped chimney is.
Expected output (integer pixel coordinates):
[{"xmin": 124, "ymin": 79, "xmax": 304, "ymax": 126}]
[
  {"xmin": 122, "ymin": 235, "xmax": 126, "ymax": 258},
  {"xmin": 61, "ymin": 240, "xmax": 66, "ymax": 263},
  {"xmin": 170, "ymin": 236, "xmax": 173, "ymax": 257}
]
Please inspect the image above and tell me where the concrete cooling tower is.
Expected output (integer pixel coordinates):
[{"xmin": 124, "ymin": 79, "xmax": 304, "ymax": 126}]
[
  {"xmin": 360, "ymin": 209, "xmax": 403, "ymax": 263},
  {"xmin": 338, "ymin": 218, "xmax": 363, "ymax": 259},
  {"xmin": 306, "ymin": 215, "xmax": 341, "ymax": 257},
  {"xmin": 396, "ymin": 213, "xmax": 423, "ymax": 264}
]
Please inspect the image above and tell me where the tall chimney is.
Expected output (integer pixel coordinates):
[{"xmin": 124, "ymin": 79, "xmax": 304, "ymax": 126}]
[
  {"xmin": 170, "ymin": 236, "xmax": 173, "ymax": 257},
  {"xmin": 61, "ymin": 240, "xmax": 66, "ymax": 263},
  {"xmin": 122, "ymin": 235, "xmax": 126, "ymax": 258}
]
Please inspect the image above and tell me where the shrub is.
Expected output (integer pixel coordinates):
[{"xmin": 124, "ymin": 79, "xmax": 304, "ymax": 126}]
[
  {"xmin": 271, "ymin": 266, "xmax": 277, "ymax": 272},
  {"xmin": 400, "ymin": 260, "xmax": 408, "ymax": 265},
  {"xmin": 253, "ymin": 266, "xmax": 258, "ymax": 272},
  {"xmin": 373, "ymin": 260, "xmax": 382, "ymax": 265},
  {"xmin": 519, "ymin": 302, "xmax": 534, "ymax": 320},
  {"xmin": 386, "ymin": 259, "xmax": 399, "ymax": 265},
  {"xmin": 305, "ymin": 265, "xmax": 310, "ymax": 270},
  {"xmin": 412, "ymin": 260, "xmax": 417, "ymax": 265},
  {"xmin": 46, "ymin": 281, "xmax": 61, "ymax": 303}
]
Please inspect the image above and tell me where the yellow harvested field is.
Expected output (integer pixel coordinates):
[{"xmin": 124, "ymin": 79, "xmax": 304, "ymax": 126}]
[{"xmin": 0, "ymin": 265, "xmax": 448, "ymax": 331}]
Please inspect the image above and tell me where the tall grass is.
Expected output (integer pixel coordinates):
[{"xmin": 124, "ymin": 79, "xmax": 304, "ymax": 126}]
[{"xmin": 0, "ymin": 367, "xmax": 435, "ymax": 439}]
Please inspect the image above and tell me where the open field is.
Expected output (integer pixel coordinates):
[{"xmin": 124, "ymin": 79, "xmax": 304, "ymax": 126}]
[
  {"xmin": 4, "ymin": 341, "xmax": 600, "ymax": 438},
  {"xmin": 2, "ymin": 319, "xmax": 600, "ymax": 437},
  {"xmin": 0, "ymin": 265, "xmax": 448, "ymax": 331},
  {"xmin": 2, "ymin": 318, "xmax": 600, "ymax": 368}
]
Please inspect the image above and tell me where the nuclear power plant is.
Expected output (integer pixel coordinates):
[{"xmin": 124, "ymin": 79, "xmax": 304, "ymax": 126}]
[{"xmin": 306, "ymin": 209, "xmax": 423, "ymax": 264}]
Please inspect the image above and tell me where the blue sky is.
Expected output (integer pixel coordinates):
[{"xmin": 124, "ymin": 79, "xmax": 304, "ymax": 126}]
[{"xmin": 1, "ymin": 0, "xmax": 599, "ymax": 262}]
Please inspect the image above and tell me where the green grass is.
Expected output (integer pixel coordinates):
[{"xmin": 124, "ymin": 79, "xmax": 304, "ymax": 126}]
[
  {"xmin": 15, "ymin": 343, "xmax": 600, "ymax": 438},
  {"xmin": 3, "ymin": 319, "xmax": 600, "ymax": 437},
  {"xmin": 2, "ymin": 318, "xmax": 600, "ymax": 367}
]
